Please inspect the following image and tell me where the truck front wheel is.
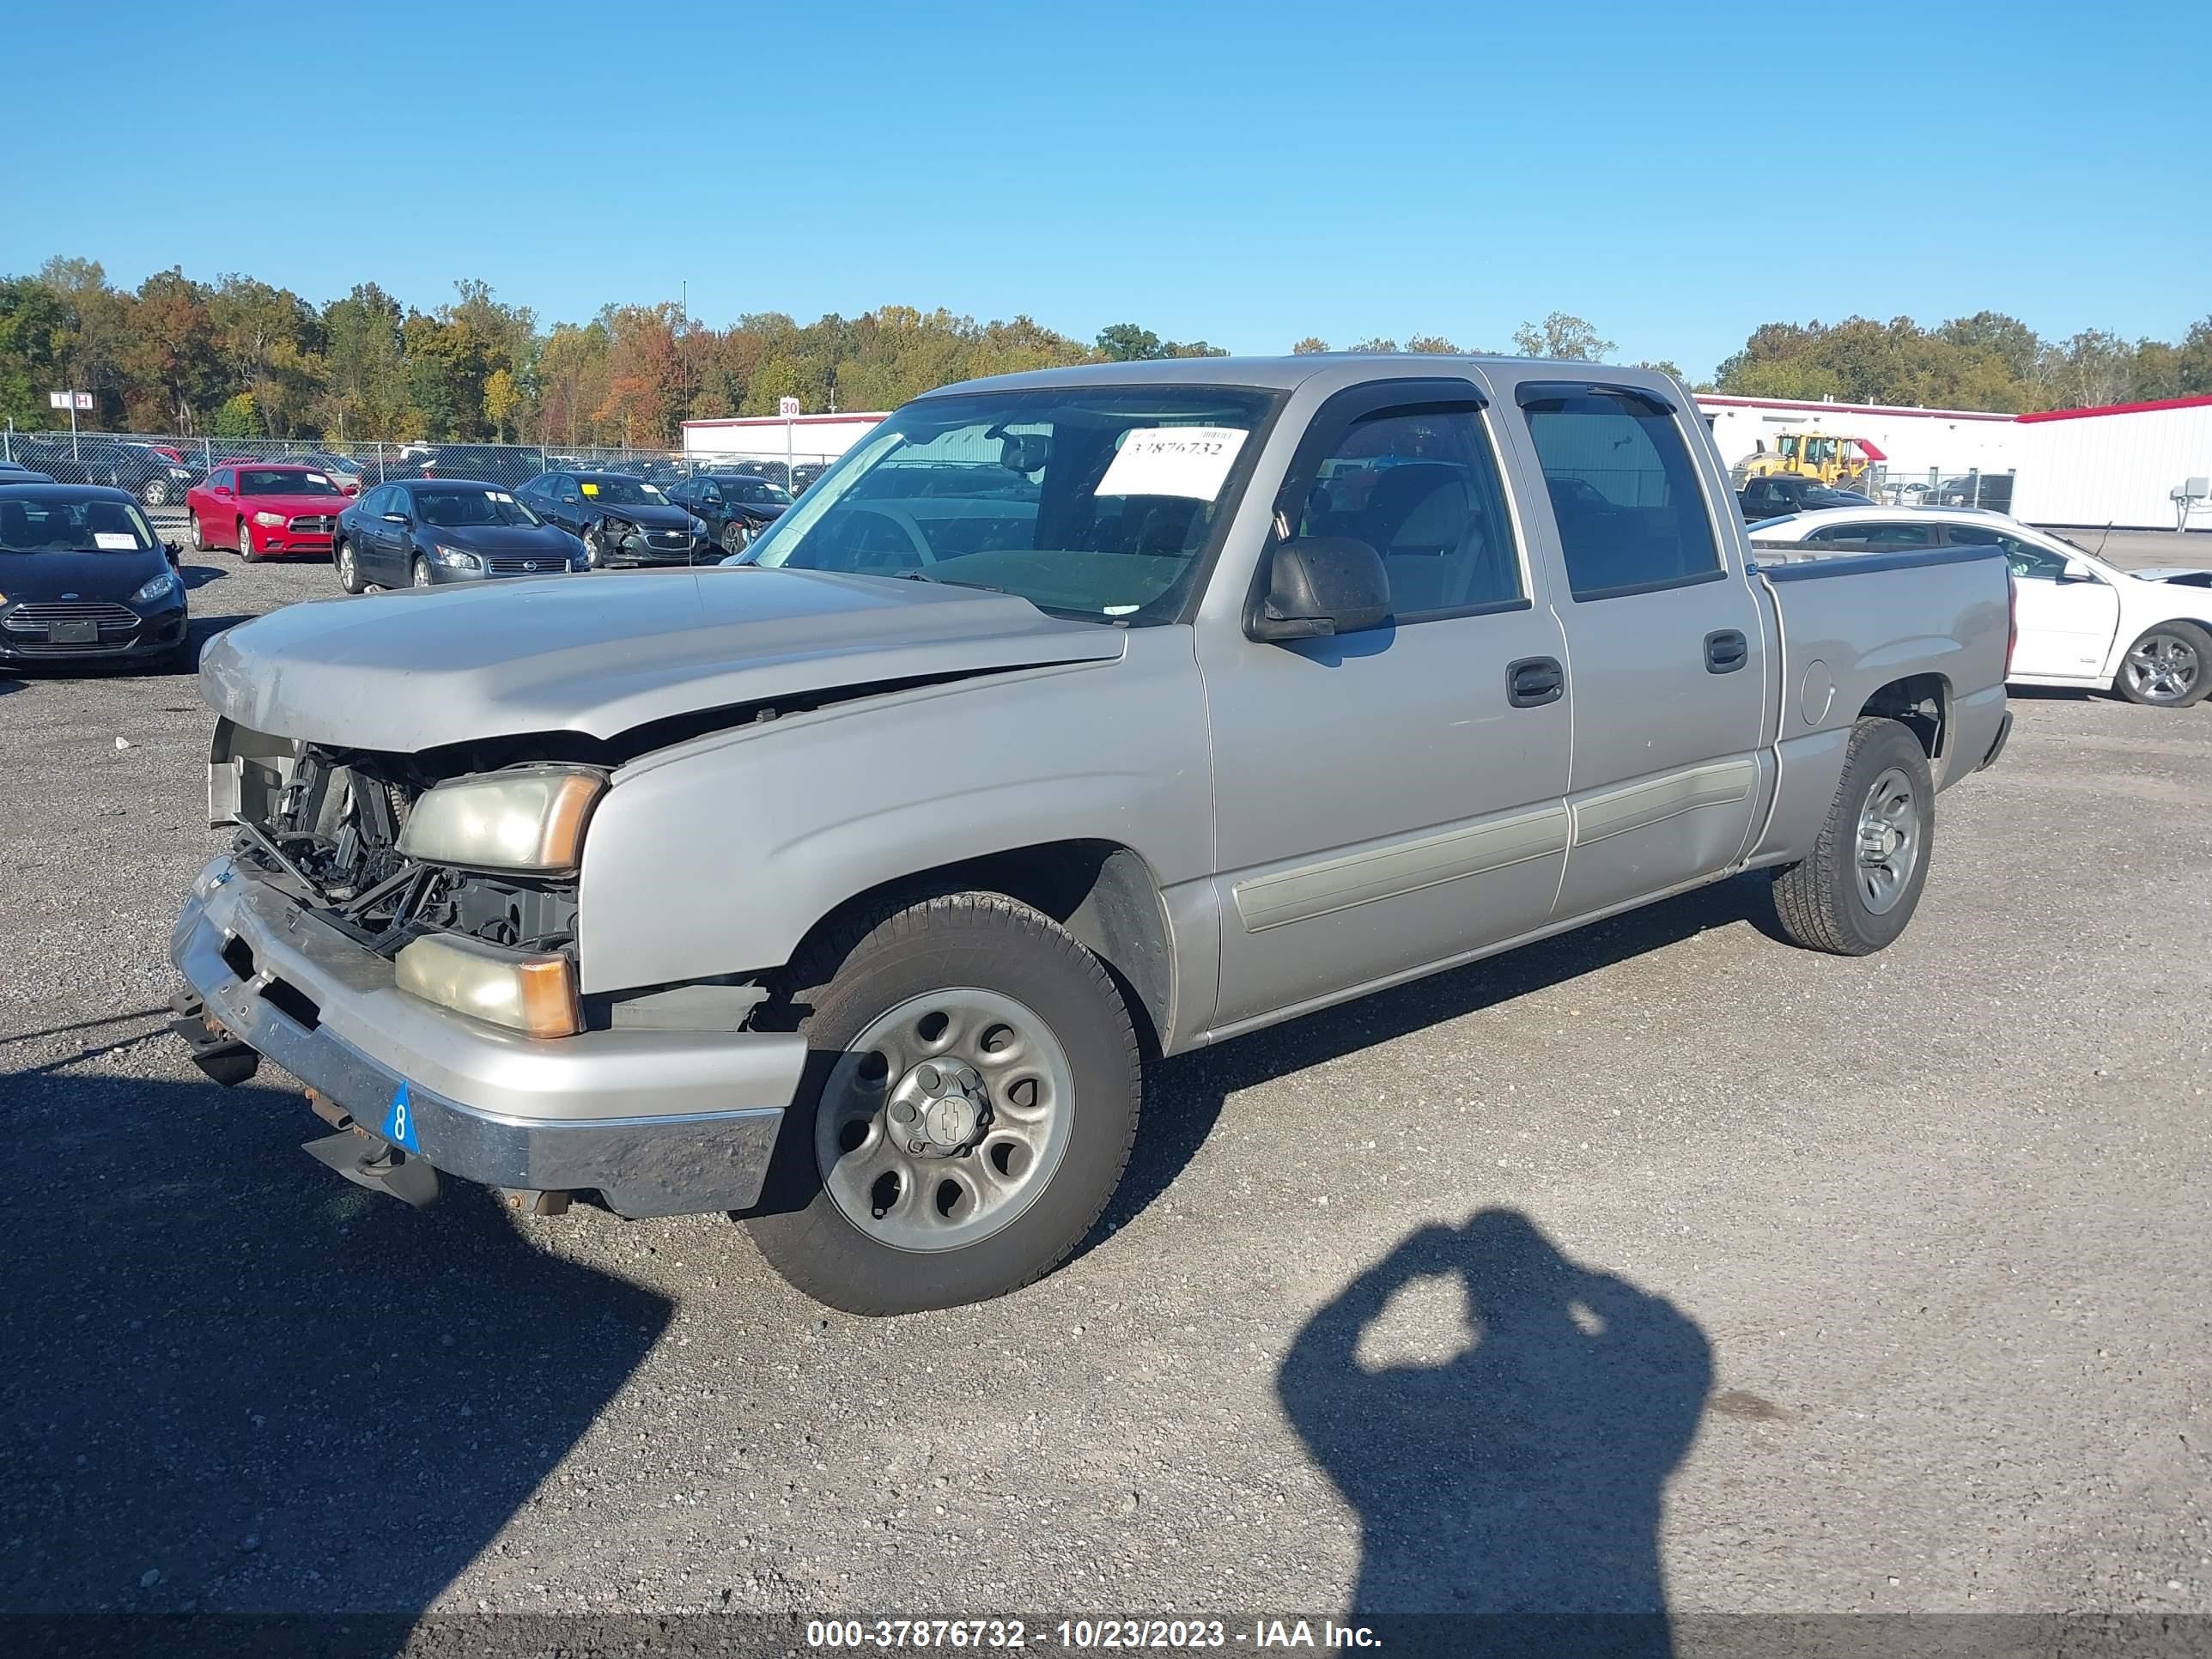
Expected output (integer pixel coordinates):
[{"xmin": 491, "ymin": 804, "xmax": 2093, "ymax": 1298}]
[
  {"xmin": 1769, "ymin": 716, "xmax": 1936, "ymax": 956},
  {"xmin": 745, "ymin": 892, "xmax": 1142, "ymax": 1315}
]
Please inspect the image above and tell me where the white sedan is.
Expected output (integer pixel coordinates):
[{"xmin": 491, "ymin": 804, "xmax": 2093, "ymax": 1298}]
[{"xmin": 1747, "ymin": 507, "xmax": 2212, "ymax": 708}]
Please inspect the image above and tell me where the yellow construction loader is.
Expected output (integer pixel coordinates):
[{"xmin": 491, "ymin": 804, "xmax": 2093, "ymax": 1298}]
[{"xmin": 1732, "ymin": 430, "xmax": 1883, "ymax": 491}]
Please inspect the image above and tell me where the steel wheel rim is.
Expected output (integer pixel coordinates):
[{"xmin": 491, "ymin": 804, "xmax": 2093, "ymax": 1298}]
[
  {"xmin": 187, "ymin": 512, "xmax": 202, "ymax": 550},
  {"xmin": 337, "ymin": 542, "xmax": 356, "ymax": 591},
  {"xmin": 722, "ymin": 522, "xmax": 746, "ymax": 555},
  {"xmin": 1854, "ymin": 764, "xmax": 1919, "ymax": 915},
  {"xmin": 411, "ymin": 560, "xmax": 431, "ymax": 588},
  {"xmin": 816, "ymin": 987, "xmax": 1074, "ymax": 1254},
  {"xmin": 2125, "ymin": 633, "xmax": 2200, "ymax": 702}
]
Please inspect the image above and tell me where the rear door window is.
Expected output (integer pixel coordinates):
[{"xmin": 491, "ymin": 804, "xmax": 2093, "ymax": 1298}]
[{"xmin": 1518, "ymin": 389, "xmax": 1723, "ymax": 601}]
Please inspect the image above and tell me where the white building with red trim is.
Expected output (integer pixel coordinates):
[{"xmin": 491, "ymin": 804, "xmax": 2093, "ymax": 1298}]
[
  {"xmin": 2008, "ymin": 397, "xmax": 2212, "ymax": 529},
  {"xmin": 1694, "ymin": 394, "xmax": 2017, "ymax": 476},
  {"xmin": 1696, "ymin": 391, "xmax": 2212, "ymax": 528},
  {"xmin": 682, "ymin": 412, "xmax": 892, "ymax": 471}
]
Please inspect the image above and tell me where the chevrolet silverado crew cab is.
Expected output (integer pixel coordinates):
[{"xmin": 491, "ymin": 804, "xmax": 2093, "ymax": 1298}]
[{"xmin": 170, "ymin": 357, "xmax": 2013, "ymax": 1314}]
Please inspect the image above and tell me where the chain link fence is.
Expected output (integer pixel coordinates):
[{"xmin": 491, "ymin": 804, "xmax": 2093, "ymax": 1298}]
[
  {"xmin": 1730, "ymin": 454, "xmax": 2018, "ymax": 516},
  {"xmin": 1854, "ymin": 465, "xmax": 2016, "ymax": 514},
  {"xmin": 0, "ymin": 428, "xmax": 845, "ymax": 514}
]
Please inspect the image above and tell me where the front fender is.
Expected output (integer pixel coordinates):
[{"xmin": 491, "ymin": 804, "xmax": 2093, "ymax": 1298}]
[{"xmin": 574, "ymin": 630, "xmax": 1214, "ymax": 1000}]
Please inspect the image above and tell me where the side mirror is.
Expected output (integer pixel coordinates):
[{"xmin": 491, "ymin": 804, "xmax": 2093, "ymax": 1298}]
[
  {"xmin": 164, "ymin": 540, "xmax": 181, "ymax": 568},
  {"xmin": 2058, "ymin": 558, "xmax": 2096, "ymax": 583},
  {"xmin": 381, "ymin": 511, "xmax": 411, "ymax": 526},
  {"xmin": 1248, "ymin": 537, "xmax": 1393, "ymax": 642}
]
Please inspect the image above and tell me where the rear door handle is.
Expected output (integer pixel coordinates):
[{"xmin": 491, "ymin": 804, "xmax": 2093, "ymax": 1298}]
[
  {"xmin": 1705, "ymin": 629, "xmax": 1748, "ymax": 674},
  {"xmin": 1506, "ymin": 656, "xmax": 1565, "ymax": 708}
]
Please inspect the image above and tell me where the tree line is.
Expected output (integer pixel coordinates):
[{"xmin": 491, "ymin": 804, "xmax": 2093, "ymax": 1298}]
[{"xmin": 3, "ymin": 256, "xmax": 2206, "ymax": 446}]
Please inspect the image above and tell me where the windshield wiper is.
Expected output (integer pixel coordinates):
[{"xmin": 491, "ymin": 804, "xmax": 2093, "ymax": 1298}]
[{"xmin": 889, "ymin": 568, "xmax": 1008, "ymax": 596}]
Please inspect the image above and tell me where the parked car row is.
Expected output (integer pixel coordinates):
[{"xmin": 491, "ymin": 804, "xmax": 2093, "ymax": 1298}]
[{"xmin": 0, "ymin": 436, "xmax": 200, "ymax": 505}]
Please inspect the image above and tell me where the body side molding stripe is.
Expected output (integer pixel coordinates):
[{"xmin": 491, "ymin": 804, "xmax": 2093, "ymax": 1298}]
[
  {"xmin": 1232, "ymin": 804, "xmax": 1571, "ymax": 933},
  {"xmin": 1571, "ymin": 759, "xmax": 1758, "ymax": 846}
]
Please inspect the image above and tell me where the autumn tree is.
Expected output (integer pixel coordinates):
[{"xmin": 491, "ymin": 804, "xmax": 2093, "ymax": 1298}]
[
  {"xmin": 483, "ymin": 368, "xmax": 524, "ymax": 441},
  {"xmin": 123, "ymin": 268, "xmax": 222, "ymax": 433},
  {"xmin": 1511, "ymin": 313, "xmax": 1615, "ymax": 362}
]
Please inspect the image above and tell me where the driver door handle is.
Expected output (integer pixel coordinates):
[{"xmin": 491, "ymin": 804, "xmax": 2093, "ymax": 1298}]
[{"xmin": 1705, "ymin": 629, "xmax": 1748, "ymax": 674}]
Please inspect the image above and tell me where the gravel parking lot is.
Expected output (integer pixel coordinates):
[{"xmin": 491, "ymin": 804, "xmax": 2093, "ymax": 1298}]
[{"xmin": 2, "ymin": 542, "xmax": 2209, "ymax": 1632}]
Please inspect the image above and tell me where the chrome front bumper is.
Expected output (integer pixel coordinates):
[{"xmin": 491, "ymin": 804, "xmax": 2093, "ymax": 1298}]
[{"xmin": 170, "ymin": 855, "xmax": 806, "ymax": 1217}]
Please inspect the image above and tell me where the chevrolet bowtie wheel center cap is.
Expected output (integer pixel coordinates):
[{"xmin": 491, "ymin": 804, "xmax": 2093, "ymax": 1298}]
[{"xmin": 887, "ymin": 1061, "xmax": 988, "ymax": 1157}]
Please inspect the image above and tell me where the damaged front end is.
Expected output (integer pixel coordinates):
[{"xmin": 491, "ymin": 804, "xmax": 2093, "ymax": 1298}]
[
  {"xmin": 207, "ymin": 719, "xmax": 586, "ymax": 1026},
  {"xmin": 173, "ymin": 719, "xmax": 807, "ymax": 1218}
]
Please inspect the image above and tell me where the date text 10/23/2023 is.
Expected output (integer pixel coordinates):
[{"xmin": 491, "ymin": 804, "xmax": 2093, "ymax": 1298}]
[{"xmin": 804, "ymin": 1619, "xmax": 1382, "ymax": 1650}]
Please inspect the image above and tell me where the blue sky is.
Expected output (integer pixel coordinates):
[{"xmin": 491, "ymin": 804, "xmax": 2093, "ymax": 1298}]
[{"xmin": 5, "ymin": 0, "xmax": 2204, "ymax": 378}]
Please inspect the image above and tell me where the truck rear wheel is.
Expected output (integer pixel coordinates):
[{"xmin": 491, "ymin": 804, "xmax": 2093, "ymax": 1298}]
[
  {"xmin": 745, "ymin": 892, "xmax": 1142, "ymax": 1315},
  {"xmin": 1769, "ymin": 717, "xmax": 1935, "ymax": 956}
]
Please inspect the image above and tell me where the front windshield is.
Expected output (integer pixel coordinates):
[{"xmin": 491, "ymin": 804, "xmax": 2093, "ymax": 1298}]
[
  {"xmin": 240, "ymin": 468, "xmax": 343, "ymax": 497},
  {"xmin": 416, "ymin": 489, "xmax": 540, "ymax": 528},
  {"xmin": 579, "ymin": 476, "xmax": 666, "ymax": 507},
  {"xmin": 0, "ymin": 494, "xmax": 159, "ymax": 553},
  {"xmin": 742, "ymin": 386, "xmax": 1279, "ymax": 623}
]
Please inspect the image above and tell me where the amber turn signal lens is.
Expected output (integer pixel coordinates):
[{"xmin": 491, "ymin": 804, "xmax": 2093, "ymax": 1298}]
[{"xmin": 394, "ymin": 933, "xmax": 581, "ymax": 1037}]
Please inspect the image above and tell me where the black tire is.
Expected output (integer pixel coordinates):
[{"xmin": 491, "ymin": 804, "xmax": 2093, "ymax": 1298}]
[
  {"xmin": 580, "ymin": 525, "xmax": 604, "ymax": 568},
  {"xmin": 235, "ymin": 519, "xmax": 258, "ymax": 562},
  {"xmin": 410, "ymin": 556, "xmax": 433, "ymax": 590},
  {"xmin": 1770, "ymin": 717, "xmax": 1936, "ymax": 956},
  {"xmin": 745, "ymin": 892, "xmax": 1142, "ymax": 1316},
  {"xmin": 334, "ymin": 537, "xmax": 364, "ymax": 594},
  {"xmin": 2112, "ymin": 621, "xmax": 2211, "ymax": 708},
  {"xmin": 721, "ymin": 520, "xmax": 749, "ymax": 557},
  {"xmin": 186, "ymin": 510, "xmax": 205, "ymax": 553},
  {"xmin": 141, "ymin": 478, "xmax": 170, "ymax": 507}
]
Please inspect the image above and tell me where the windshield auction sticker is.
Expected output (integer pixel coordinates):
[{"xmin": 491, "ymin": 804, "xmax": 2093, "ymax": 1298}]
[{"xmin": 1097, "ymin": 426, "xmax": 1249, "ymax": 501}]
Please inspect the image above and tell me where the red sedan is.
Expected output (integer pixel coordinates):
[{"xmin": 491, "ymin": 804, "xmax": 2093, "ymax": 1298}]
[{"xmin": 184, "ymin": 464, "xmax": 350, "ymax": 561}]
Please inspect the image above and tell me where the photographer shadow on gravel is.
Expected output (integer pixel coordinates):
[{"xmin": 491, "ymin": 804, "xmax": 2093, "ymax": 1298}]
[{"xmin": 1277, "ymin": 1210, "xmax": 1711, "ymax": 1655}]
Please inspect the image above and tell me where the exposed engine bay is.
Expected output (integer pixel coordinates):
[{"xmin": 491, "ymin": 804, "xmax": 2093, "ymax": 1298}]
[{"xmin": 224, "ymin": 738, "xmax": 579, "ymax": 963}]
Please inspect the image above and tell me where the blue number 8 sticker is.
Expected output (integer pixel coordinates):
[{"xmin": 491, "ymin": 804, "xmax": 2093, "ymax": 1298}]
[{"xmin": 383, "ymin": 1083, "xmax": 421, "ymax": 1152}]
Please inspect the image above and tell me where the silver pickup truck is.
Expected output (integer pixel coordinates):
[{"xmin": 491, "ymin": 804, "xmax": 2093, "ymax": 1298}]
[{"xmin": 169, "ymin": 356, "xmax": 2013, "ymax": 1313}]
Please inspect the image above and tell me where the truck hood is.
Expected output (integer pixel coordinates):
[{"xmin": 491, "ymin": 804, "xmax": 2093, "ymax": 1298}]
[{"xmin": 198, "ymin": 567, "xmax": 1125, "ymax": 752}]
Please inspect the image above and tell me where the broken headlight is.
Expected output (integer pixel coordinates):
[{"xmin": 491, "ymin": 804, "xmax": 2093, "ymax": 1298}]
[{"xmin": 396, "ymin": 766, "xmax": 605, "ymax": 875}]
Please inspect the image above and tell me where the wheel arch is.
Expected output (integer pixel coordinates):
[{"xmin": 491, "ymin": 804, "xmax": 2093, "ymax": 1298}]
[
  {"xmin": 1856, "ymin": 672, "xmax": 1949, "ymax": 760},
  {"xmin": 779, "ymin": 839, "xmax": 1176, "ymax": 1060}
]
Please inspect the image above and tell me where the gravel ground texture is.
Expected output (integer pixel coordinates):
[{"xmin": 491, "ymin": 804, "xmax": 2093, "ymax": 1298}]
[{"xmin": 1, "ymin": 536, "xmax": 2209, "ymax": 1630}]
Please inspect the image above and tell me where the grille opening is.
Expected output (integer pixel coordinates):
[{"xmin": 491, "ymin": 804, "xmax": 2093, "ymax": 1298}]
[
  {"xmin": 220, "ymin": 936, "xmax": 256, "ymax": 981},
  {"xmin": 259, "ymin": 976, "xmax": 321, "ymax": 1032}
]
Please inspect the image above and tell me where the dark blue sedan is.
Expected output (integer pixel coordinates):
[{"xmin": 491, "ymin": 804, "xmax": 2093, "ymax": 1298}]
[{"xmin": 333, "ymin": 478, "xmax": 587, "ymax": 592}]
